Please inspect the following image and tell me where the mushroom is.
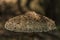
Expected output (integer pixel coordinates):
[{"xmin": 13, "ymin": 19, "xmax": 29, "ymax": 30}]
[{"xmin": 4, "ymin": 11, "xmax": 56, "ymax": 32}]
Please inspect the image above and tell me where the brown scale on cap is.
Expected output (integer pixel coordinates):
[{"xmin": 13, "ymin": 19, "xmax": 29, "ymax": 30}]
[
  {"xmin": 25, "ymin": 11, "xmax": 42, "ymax": 21},
  {"xmin": 4, "ymin": 11, "xmax": 56, "ymax": 32}
]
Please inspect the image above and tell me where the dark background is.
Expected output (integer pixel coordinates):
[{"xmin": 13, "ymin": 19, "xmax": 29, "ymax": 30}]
[{"xmin": 0, "ymin": 0, "xmax": 60, "ymax": 40}]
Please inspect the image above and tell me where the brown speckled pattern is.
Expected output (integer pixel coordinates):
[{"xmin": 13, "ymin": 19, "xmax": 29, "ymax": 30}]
[{"xmin": 5, "ymin": 11, "xmax": 56, "ymax": 32}]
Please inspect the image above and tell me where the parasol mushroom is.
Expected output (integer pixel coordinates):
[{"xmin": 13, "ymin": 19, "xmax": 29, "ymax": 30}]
[{"xmin": 4, "ymin": 11, "xmax": 56, "ymax": 32}]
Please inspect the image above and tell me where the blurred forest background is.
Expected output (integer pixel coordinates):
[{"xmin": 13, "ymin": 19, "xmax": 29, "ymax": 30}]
[{"xmin": 0, "ymin": 0, "xmax": 60, "ymax": 40}]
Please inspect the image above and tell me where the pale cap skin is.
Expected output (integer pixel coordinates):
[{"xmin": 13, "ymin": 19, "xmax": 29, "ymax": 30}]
[{"xmin": 4, "ymin": 11, "xmax": 56, "ymax": 32}]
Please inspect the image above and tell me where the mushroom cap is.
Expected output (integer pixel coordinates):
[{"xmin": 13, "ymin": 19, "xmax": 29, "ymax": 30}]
[{"xmin": 4, "ymin": 11, "xmax": 56, "ymax": 32}]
